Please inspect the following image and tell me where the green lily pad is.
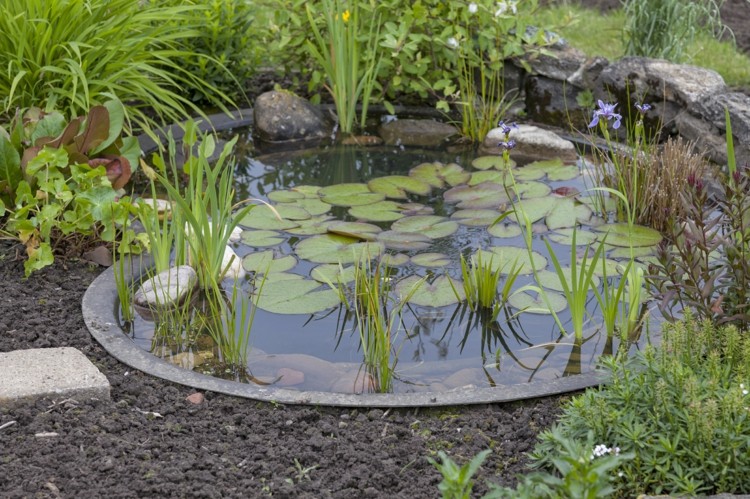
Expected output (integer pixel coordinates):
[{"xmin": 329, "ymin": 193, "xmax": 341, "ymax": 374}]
[
  {"xmin": 376, "ymin": 230, "xmax": 432, "ymax": 251},
  {"xmin": 295, "ymin": 234, "xmax": 383, "ymax": 264},
  {"xmin": 443, "ymin": 182, "xmax": 511, "ymax": 210},
  {"xmin": 292, "ymin": 198, "xmax": 331, "ymax": 216},
  {"xmin": 608, "ymin": 246, "xmax": 655, "ymax": 259},
  {"xmin": 487, "ymin": 223, "xmax": 523, "ymax": 238},
  {"xmin": 349, "ymin": 200, "xmax": 405, "ymax": 222},
  {"xmin": 310, "ymin": 264, "xmax": 356, "ymax": 284},
  {"xmin": 380, "ymin": 253, "xmax": 410, "ymax": 267},
  {"xmin": 267, "ymin": 190, "xmax": 304, "ymax": 203},
  {"xmin": 242, "ymin": 250, "xmax": 297, "ymax": 274},
  {"xmin": 595, "ymin": 223, "xmax": 662, "ymax": 248},
  {"xmin": 451, "ymin": 209, "xmax": 505, "ymax": 227},
  {"xmin": 547, "ymin": 228, "xmax": 599, "ymax": 246},
  {"xmin": 291, "ymin": 185, "xmax": 322, "ymax": 198},
  {"xmin": 239, "ymin": 205, "xmax": 301, "ymax": 230},
  {"xmin": 254, "ymin": 275, "xmax": 341, "ymax": 314},
  {"xmin": 397, "ymin": 275, "xmax": 464, "ymax": 307},
  {"xmin": 509, "ymin": 197, "xmax": 559, "ymax": 224},
  {"xmin": 471, "ymin": 155, "xmax": 516, "ymax": 170},
  {"xmin": 508, "ymin": 290, "xmax": 568, "ymax": 314},
  {"xmin": 515, "ymin": 180, "xmax": 552, "ymax": 199},
  {"xmin": 319, "ymin": 183, "xmax": 385, "ymax": 207},
  {"xmin": 240, "ymin": 230, "xmax": 285, "ymax": 247},
  {"xmin": 409, "ymin": 162, "xmax": 470, "ymax": 188},
  {"xmin": 391, "ymin": 215, "xmax": 459, "ymax": 239},
  {"xmin": 508, "ymin": 167, "xmax": 545, "ymax": 181},
  {"xmin": 411, "ymin": 252, "xmax": 451, "ymax": 267},
  {"xmin": 535, "ymin": 269, "xmax": 600, "ymax": 293},
  {"xmin": 469, "ymin": 170, "xmax": 509, "ymax": 186},
  {"xmin": 399, "ymin": 202, "xmax": 434, "ymax": 216},
  {"xmin": 545, "ymin": 198, "xmax": 592, "ymax": 230},
  {"xmin": 481, "ymin": 246, "xmax": 547, "ymax": 274},
  {"xmin": 523, "ymin": 158, "xmax": 579, "ymax": 181},
  {"xmin": 285, "ymin": 215, "xmax": 335, "ymax": 235},
  {"xmin": 368, "ymin": 175, "xmax": 431, "ymax": 199},
  {"xmin": 327, "ymin": 221, "xmax": 382, "ymax": 241}
]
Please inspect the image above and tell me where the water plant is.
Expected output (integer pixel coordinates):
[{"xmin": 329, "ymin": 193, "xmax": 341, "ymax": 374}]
[{"xmin": 305, "ymin": 0, "xmax": 382, "ymax": 135}]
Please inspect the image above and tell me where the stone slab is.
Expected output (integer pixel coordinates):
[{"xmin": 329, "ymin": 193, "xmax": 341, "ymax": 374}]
[{"xmin": 0, "ymin": 347, "xmax": 110, "ymax": 408}]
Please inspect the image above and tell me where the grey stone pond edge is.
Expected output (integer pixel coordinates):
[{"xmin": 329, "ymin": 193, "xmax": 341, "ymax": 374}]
[{"xmin": 80, "ymin": 110, "xmax": 607, "ymax": 408}]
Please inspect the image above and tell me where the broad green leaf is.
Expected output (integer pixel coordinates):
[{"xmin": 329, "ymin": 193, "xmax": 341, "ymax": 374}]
[
  {"xmin": 311, "ymin": 264, "xmax": 356, "ymax": 284},
  {"xmin": 411, "ymin": 252, "xmax": 451, "ymax": 267},
  {"xmin": 545, "ymin": 198, "xmax": 592, "ymax": 230},
  {"xmin": 376, "ymin": 230, "xmax": 431, "ymax": 251},
  {"xmin": 595, "ymin": 223, "xmax": 662, "ymax": 247},
  {"xmin": 242, "ymin": 250, "xmax": 297, "ymax": 274},
  {"xmin": 443, "ymin": 182, "xmax": 511, "ymax": 209},
  {"xmin": 349, "ymin": 200, "xmax": 404, "ymax": 222},
  {"xmin": 508, "ymin": 290, "xmax": 568, "ymax": 314},
  {"xmin": 254, "ymin": 276, "xmax": 341, "ymax": 314},
  {"xmin": 391, "ymin": 215, "xmax": 458, "ymax": 239},
  {"xmin": 239, "ymin": 204, "xmax": 302, "ymax": 230},
  {"xmin": 295, "ymin": 234, "xmax": 383, "ymax": 264},
  {"xmin": 368, "ymin": 175, "xmax": 431, "ymax": 199},
  {"xmin": 241, "ymin": 230, "xmax": 285, "ymax": 247},
  {"xmin": 319, "ymin": 183, "xmax": 385, "ymax": 206},
  {"xmin": 397, "ymin": 275, "xmax": 463, "ymax": 307},
  {"xmin": 0, "ymin": 134, "xmax": 22, "ymax": 200},
  {"xmin": 451, "ymin": 209, "xmax": 505, "ymax": 227},
  {"xmin": 268, "ymin": 190, "xmax": 305, "ymax": 203},
  {"xmin": 30, "ymin": 112, "xmax": 67, "ymax": 145},
  {"xmin": 409, "ymin": 162, "xmax": 469, "ymax": 188},
  {"xmin": 481, "ymin": 246, "xmax": 547, "ymax": 274},
  {"xmin": 487, "ymin": 223, "xmax": 523, "ymax": 238},
  {"xmin": 509, "ymin": 197, "xmax": 559, "ymax": 224},
  {"xmin": 548, "ymin": 228, "xmax": 599, "ymax": 246},
  {"xmin": 471, "ymin": 155, "xmax": 515, "ymax": 170},
  {"xmin": 292, "ymin": 198, "xmax": 331, "ymax": 216},
  {"xmin": 327, "ymin": 221, "xmax": 381, "ymax": 241},
  {"xmin": 608, "ymin": 246, "xmax": 655, "ymax": 259},
  {"xmin": 380, "ymin": 253, "xmax": 410, "ymax": 267},
  {"xmin": 515, "ymin": 180, "xmax": 552, "ymax": 199},
  {"xmin": 469, "ymin": 170, "xmax": 509, "ymax": 186},
  {"xmin": 92, "ymin": 99, "xmax": 125, "ymax": 154},
  {"xmin": 285, "ymin": 215, "xmax": 335, "ymax": 235}
]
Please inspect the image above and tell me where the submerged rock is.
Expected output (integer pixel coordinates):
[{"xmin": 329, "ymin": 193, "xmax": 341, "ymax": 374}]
[
  {"xmin": 221, "ymin": 246, "xmax": 245, "ymax": 280},
  {"xmin": 379, "ymin": 119, "xmax": 459, "ymax": 148},
  {"xmin": 253, "ymin": 91, "xmax": 331, "ymax": 144},
  {"xmin": 331, "ymin": 369, "xmax": 377, "ymax": 394},
  {"xmin": 134, "ymin": 265, "xmax": 198, "ymax": 319}
]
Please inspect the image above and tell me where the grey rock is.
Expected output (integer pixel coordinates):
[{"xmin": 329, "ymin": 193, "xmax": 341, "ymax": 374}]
[
  {"xmin": 521, "ymin": 44, "xmax": 587, "ymax": 81},
  {"xmin": 379, "ymin": 119, "xmax": 459, "ymax": 147},
  {"xmin": 134, "ymin": 265, "xmax": 198, "ymax": 313},
  {"xmin": 253, "ymin": 91, "xmax": 331, "ymax": 143},
  {"xmin": 524, "ymin": 76, "xmax": 591, "ymax": 130},
  {"xmin": 481, "ymin": 124, "xmax": 577, "ymax": 161},
  {"xmin": 691, "ymin": 91, "xmax": 750, "ymax": 164}
]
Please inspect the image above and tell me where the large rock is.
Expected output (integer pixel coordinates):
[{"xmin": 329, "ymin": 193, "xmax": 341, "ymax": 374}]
[
  {"xmin": 253, "ymin": 91, "xmax": 331, "ymax": 143},
  {"xmin": 480, "ymin": 124, "xmax": 577, "ymax": 161},
  {"xmin": 379, "ymin": 119, "xmax": 459, "ymax": 147},
  {"xmin": 525, "ymin": 76, "xmax": 591, "ymax": 130},
  {"xmin": 134, "ymin": 265, "xmax": 198, "ymax": 319},
  {"xmin": 690, "ymin": 91, "xmax": 750, "ymax": 165}
]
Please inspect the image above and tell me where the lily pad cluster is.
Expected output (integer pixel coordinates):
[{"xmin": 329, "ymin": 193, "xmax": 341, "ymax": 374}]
[{"xmin": 234, "ymin": 156, "xmax": 662, "ymax": 315}]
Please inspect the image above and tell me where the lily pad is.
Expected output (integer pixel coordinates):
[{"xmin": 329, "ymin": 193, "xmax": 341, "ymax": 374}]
[
  {"xmin": 285, "ymin": 215, "xmax": 335, "ymax": 235},
  {"xmin": 545, "ymin": 198, "xmax": 592, "ymax": 230},
  {"xmin": 608, "ymin": 246, "xmax": 655, "ymax": 259},
  {"xmin": 451, "ymin": 209, "xmax": 505, "ymax": 227},
  {"xmin": 368, "ymin": 175, "xmax": 431, "ymax": 199},
  {"xmin": 487, "ymin": 223, "xmax": 523, "ymax": 238},
  {"xmin": 292, "ymin": 198, "xmax": 331, "ymax": 216},
  {"xmin": 295, "ymin": 234, "xmax": 383, "ymax": 264},
  {"xmin": 349, "ymin": 200, "xmax": 405, "ymax": 222},
  {"xmin": 290, "ymin": 185, "xmax": 322, "ymax": 198},
  {"xmin": 481, "ymin": 246, "xmax": 547, "ymax": 274},
  {"xmin": 547, "ymin": 228, "xmax": 599, "ymax": 246},
  {"xmin": 310, "ymin": 264, "xmax": 356, "ymax": 285},
  {"xmin": 469, "ymin": 170, "xmax": 509, "ymax": 186},
  {"xmin": 471, "ymin": 155, "xmax": 516, "ymax": 170},
  {"xmin": 397, "ymin": 275, "xmax": 464, "ymax": 307},
  {"xmin": 399, "ymin": 202, "xmax": 434, "ymax": 216},
  {"xmin": 376, "ymin": 230, "xmax": 431, "ymax": 251},
  {"xmin": 523, "ymin": 158, "xmax": 579, "ymax": 181},
  {"xmin": 254, "ymin": 275, "xmax": 341, "ymax": 314},
  {"xmin": 239, "ymin": 205, "xmax": 301, "ymax": 230},
  {"xmin": 509, "ymin": 197, "xmax": 559, "ymax": 224},
  {"xmin": 267, "ymin": 190, "xmax": 304, "ymax": 203},
  {"xmin": 391, "ymin": 215, "xmax": 458, "ymax": 239},
  {"xmin": 508, "ymin": 290, "xmax": 568, "ymax": 314},
  {"xmin": 242, "ymin": 250, "xmax": 297, "ymax": 274},
  {"xmin": 327, "ymin": 221, "xmax": 382, "ymax": 241},
  {"xmin": 380, "ymin": 253, "xmax": 410, "ymax": 267},
  {"xmin": 409, "ymin": 162, "xmax": 470, "ymax": 188},
  {"xmin": 508, "ymin": 167, "xmax": 545, "ymax": 181},
  {"xmin": 240, "ymin": 230, "xmax": 285, "ymax": 247},
  {"xmin": 444, "ymin": 182, "xmax": 511, "ymax": 210},
  {"xmin": 515, "ymin": 180, "xmax": 552, "ymax": 199},
  {"xmin": 595, "ymin": 223, "xmax": 662, "ymax": 248},
  {"xmin": 535, "ymin": 269, "xmax": 600, "ymax": 293},
  {"xmin": 319, "ymin": 183, "xmax": 385, "ymax": 207},
  {"xmin": 411, "ymin": 252, "xmax": 451, "ymax": 267}
]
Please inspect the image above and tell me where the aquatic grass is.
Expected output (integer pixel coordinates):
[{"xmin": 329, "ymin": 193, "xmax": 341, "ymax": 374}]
[{"xmin": 305, "ymin": 0, "xmax": 382, "ymax": 135}]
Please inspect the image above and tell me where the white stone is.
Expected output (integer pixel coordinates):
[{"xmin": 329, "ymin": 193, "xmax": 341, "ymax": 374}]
[
  {"xmin": 221, "ymin": 246, "xmax": 246, "ymax": 280},
  {"xmin": 228, "ymin": 226, "xmax": 243, "ymax": 243},
  {"xmin": 134, "ymin": 265, "xmax": 197, "ymax": 309},
  {"xmin": 134, "ymin": 197, "xmax": 172, "ymax": 214},
  {"xmin": 482, "ymin": 124, "xmax": 576, "ymax": 160}
]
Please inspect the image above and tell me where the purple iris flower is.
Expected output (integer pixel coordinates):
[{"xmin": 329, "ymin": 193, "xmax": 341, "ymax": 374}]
[
  {"xmin": 498, "ymin": 121, "xmax": 517, "ymax": 136},
  {"xmin": 635, "ymin": 102, "xmax": 652, "ymax": 113},
  {"xmin": 588, "ymin": 100, "xmax": 622, "ymax": 129},
  {"xmin": 498, "ymin": 139, "xmax": 516, "ymax": 151}
]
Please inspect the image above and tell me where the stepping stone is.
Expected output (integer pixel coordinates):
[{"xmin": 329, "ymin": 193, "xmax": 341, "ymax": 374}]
[{"xmin": 0, "ymin": 347, "xmax": 110, "ymax": 408}]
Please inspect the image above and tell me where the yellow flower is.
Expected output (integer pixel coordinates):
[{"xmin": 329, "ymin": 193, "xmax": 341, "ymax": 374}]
[{"xmin": 342, "ymin": 9, "xmax": 350, "ymax": 22}]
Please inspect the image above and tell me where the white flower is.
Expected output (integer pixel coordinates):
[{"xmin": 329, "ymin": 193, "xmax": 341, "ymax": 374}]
[
  {"xmin": 468, "ymin": 3, "xmax": 478, "ymax": 14},
  {"xmin": 495, "ymin": 0, "xmax": 518, "ymax": 17},
  {"xmin": 447, "ymin": 37, "xmax": 459, "ymax": 49}
]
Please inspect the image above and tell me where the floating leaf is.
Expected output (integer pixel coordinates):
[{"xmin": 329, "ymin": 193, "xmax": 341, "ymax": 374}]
[
  {"xmin": 319, "ymin": 183, "xmax": 384, "ymax": 206},
  {"xmin": 509, "ymin": 197, "xmax": 559, "ymax": 224},
  {"xmin": 240, "ymin": 230, "xmax": 285, "ymax": 247},
  {"xmin": 254, "ymin": 275, "xmax": 340, "ymax": 314},
  {"xmin": 608, "ymin": 246, "xmax": 655, "ymax": 259},
  {"xmin": 391, "ymin": 215, "xmax": 458, "ymax": 239},
  {"xmin": 268, "ymin": 190, "xmax": 304, "ymax": 203},
  {"xmin": 397, "ymin": 275, "xmax": 463, "ymax": 307},
  {"xmin": 285, "ymin": 215, "xmax": 335, "ymax": 235},
  {"xmin": 380, "ymin": 253, "xmax": 410, "ymax": 267},
  {"xmin": 481, "ymin": 246, "xmax": 547, "ymax": 274},
  {"xmin": 239, "ymin": 205, "xmax": 300, "ymax": 230},
  {"xmin": 242, "ymin": 250, "xmax": 297, "ymax": 274},
  {"xmin": 523, "ymin": 158, "xmax": 579, "ymax": 181},
  {"xmin": 411, "ymin": 252, "xmax": 451, "ymax": 267},
  {"xmin": 545, "ymin": 198, "xmax": 592, "ymax": 230},
  {"xmin": 327, "ymin": 221, "xmax": 381, "ymax": 241},
  {"xmin": 487, "ymin": 223, "xmax": 522, "ymax": 238},
  {"xmin": 349, "ymin": 200, "xmax": 405, "ymax": 222},
  {"xmin": 536, "ymin": 269, "xmax": 600, "ymax": 293},
  {"xmin": 471, "ymin": 155, "xmax": 515, "ymax": 170},
  {"xmin": 508, "ymin": 290, "xmax": 568, "ymax": 314},
  {"xmin": 469, "ymin": 170, "xmax": 509, "ymax": 186},
  {"xmin": 292, "ymin": 198, "xmax": 331, "ymax": 216},
  {"xmin": 376, "ymin": 230, "xmax": 431, "ymax": 251},
  {"xmin": 443, "ymin": 182, "xmax": 511, "ymax": 209},
  {"xmin": 295, "ymin": 234, "xmax": 383, "ymax": 264},
  {"xmin": 409, "ymin": 162, "xmax": 470, "ymax": 188},
  {"xmin": 508, "ymin": 166, "xmax": 545, "ymax": 181},
  {"xmin": 311, "ymin": 264, "xmax": 356, "ymax": 284},
  {"xmin": 595, "ymin": 223, "xmax": 662, "ymax": 247},
  {"xmin": 291, "ymin": 185, "xmax": 322, "ymax": 198},
  {"xmin": 451, "ymin": 209, "xmax": 505, "ymax": 227},
  {"xmin": 515, "ymin": 180, "xmax": 552, "ymax": 199},
  {"xmin": 368, "ymin": 175, "xmax": 431, "ymax": 199},
  {"xmin": 399, "ymin": 202, "xmax": 434, "ymax": 216},
  {"xmin": 548, "ymin": 228, "xmax": 599, "ymax": 246}
]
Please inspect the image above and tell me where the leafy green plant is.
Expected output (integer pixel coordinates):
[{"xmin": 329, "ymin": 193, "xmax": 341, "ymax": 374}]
[
  {"xmin": 0, "ymin": 0, "xmax": 231, "ymax": 131},
  {"xmin": 305, "ymin": 0, "xmax": 382, "ymax": 135},
  {"xmin": 427, "ymin": 449, "xmax": 491, "ymax": 499},
  {"xmin": 622, "ymin": 0, "xmax": 726, "ymax": 62},
  {"xmin": 526, "ymin": 313, "xmax": 750, "ymax": 497}
]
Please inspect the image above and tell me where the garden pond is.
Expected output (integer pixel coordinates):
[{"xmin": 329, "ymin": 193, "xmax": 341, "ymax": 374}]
[{"xmin": 124, "ymin": 130, "xmax": 664, "ymax": 394}]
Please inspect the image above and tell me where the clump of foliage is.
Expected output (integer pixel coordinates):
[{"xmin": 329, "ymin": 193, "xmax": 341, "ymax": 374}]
[
  {"xmin": 0, "ymin": 0, "xmax": 231, "ymax": 131},
  {"xmin": 525, "ymin": 313, "xmax": 750, "ymax": 497},
  {"xmin": 622, "ymin": 0, "xmax": 727, "ymax": 62},
  {"xmin": 0, "ymin": 100, "xmax": 140, "ymax": 275},
  {"xmin": 650, "ymin": 164, "xmax": 750, "ymax": 329}
]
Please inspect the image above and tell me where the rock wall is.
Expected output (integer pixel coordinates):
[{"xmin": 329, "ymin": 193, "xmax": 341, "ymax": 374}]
[{"xmin": 512, "ymin": 44, "xmax": 750, "ymax": 166}]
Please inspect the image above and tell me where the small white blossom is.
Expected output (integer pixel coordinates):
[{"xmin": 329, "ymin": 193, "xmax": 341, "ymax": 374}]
[
  {"xmin": 468, "ymin": 3, "xmax": 478, "ymax": 14},
  {"xmin": 447, "ymin": 37, "xmax": 459, "ymax": 49},
  {"xmin": 495, "ymin": 0, "xmax": 518, "ymax": 17}
]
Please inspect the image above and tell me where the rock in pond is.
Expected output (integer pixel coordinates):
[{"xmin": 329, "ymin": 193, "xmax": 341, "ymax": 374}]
[
  {"xmin": 253, "ymin": 91, "xmax": 332, "ymax": 144},
  {"xmin": 331, "ymin": 369, "xmax": 377, "ymax": 394},
  {"xmin": 379, "ymin": 119, "xmax": 459, "ymax": 148},
  {"xmin": 134, "ymin": 265, "xmax": 198, "ymax": 320},
  {"xmin": 481, "ymin": 124, "xmax": 577, "ymax": 161},
  {"xmin": 221, "ymin": 246, "xmax": 246, "ymax": 280}
]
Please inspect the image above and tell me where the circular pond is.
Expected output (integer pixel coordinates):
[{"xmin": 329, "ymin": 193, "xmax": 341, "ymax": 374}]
[{"xmin": 84, "ymin": 113, "xmax": 662, "ymax": 406}]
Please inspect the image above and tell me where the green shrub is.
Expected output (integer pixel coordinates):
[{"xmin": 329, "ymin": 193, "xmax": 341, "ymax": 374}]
[
  {"xmin": 0, "ymin": 0, "xmax": 232, "ymax": 131},
  {"xmin": 526, "ymin": 313, "xmax": 750, "ymax": 497}
]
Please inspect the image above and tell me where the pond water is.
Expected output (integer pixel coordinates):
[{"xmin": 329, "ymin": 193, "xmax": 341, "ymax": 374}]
[{"xmin": 125, "ymin": 129, "xmax": 661, "ymax": 394}]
